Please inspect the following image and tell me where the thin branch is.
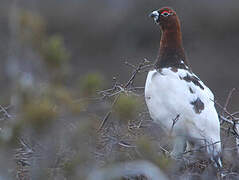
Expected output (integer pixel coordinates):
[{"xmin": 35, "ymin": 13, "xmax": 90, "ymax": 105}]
[
  {"xmin": 125, "ymin": 61, "xmax": 137, "ymax": 69},
  {"xmin": 97, "ymin": 94, "xmax": 120, "ymax": 132},
  {"xmin": 118, "ymin": 141, "xmax": 136, "ymax": 148},
  {"xmin": 0, "ymin": 104, "xmax": 12, "ymax": 118},
  {"xmin": 97, "ymin": 59, "xmax": 152, "ymax": 131},
  {"xmin": 224, "ymin": 88, "xmax": 236, "ymax": 111},
  {"xmin": 183, "ymin": 141, "xmax": 221, "ymax": 155}
]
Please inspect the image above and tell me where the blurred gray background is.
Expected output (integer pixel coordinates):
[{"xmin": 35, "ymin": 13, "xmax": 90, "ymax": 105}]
[
  {"xmin": 0, "ymin": 1, "xmax": 238, "ymax": 179},
  {"xmin": 0, "ymin": 0, "xmax": 238, "ymax": 107}
]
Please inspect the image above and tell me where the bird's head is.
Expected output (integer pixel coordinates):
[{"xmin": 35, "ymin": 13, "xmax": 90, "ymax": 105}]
[{"xmin": 149, "ymin": 7, "xmax": 179, "ymax": 31}]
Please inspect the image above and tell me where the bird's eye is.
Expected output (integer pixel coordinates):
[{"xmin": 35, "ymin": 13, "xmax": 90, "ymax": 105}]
[{"xmin": 161, "ymin": 12, "xmax": 169, "ymax": 17}]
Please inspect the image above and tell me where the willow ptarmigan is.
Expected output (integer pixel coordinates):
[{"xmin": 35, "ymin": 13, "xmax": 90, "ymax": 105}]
[{"xmin": 145, "ymin": 7, "xmax": 222, "ymax": 167}]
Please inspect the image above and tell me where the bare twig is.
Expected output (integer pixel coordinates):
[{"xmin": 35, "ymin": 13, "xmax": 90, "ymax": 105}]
[
  {"xmin": 214, "ymin": 99, "xmax": 239, "ymax": 139},
  {"xmin": 124, "ymin": 59, "xmax": 150, "ymax": 88},
  {"xmin": 224, "ymin": 88, "xmax": 236, "ymax": 111},
  {"xmin": 97, "ymin": 94, "xmax": 120, "ymax": 131},
  {"xmin": 213, "ymin": 88, "xmax": 239, "ymax": 155},
  {"xmin": 183, "ymin": 141, "xmax": 221, "ymax": 155},
  {"xmin": 118, "ymin": 141, "xmax": 136, "ymax": 148},
  {"xmin": 97, "ymin": 59, "xmax": 152, "ymax": 131},
  {"xmin": 125, "ymin": 61, "xmax": 137, "ymax": 69},
  {"xmin": 0, "ymin": 104, "xmax": 12, "ymax": 118}
]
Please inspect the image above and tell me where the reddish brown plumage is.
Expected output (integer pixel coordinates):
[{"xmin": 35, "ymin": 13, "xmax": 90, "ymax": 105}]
[{"xmin": 152, "ymin": 7, "xmax": 189, "ymax": 70}]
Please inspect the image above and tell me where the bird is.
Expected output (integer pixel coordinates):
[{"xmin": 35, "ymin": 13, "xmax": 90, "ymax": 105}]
[{"xmin": 145, "ymin": 7, "xmax": 222, "ymax": 168}]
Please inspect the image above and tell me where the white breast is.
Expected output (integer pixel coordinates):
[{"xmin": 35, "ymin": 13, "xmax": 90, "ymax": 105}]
[{"xmin": 145, "ymin": 68, "xmax": 220, "ymax": 145}]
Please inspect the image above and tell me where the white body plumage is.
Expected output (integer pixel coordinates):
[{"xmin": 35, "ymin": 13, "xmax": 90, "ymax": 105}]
[{"xmin": 145, "ymin": 67, "xmax": 221, "ymax": 159}]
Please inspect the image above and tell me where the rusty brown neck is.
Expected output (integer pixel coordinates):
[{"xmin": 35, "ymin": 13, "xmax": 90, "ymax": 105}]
[{"xmin": 155, "ymin": 18, "xmax": 189, "ymax": 70}]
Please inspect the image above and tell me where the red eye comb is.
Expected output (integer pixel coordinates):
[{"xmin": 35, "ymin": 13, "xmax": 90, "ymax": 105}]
[{"xmin": 161, "ymin": 10, "xmax": 169, "ymax": 14}]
